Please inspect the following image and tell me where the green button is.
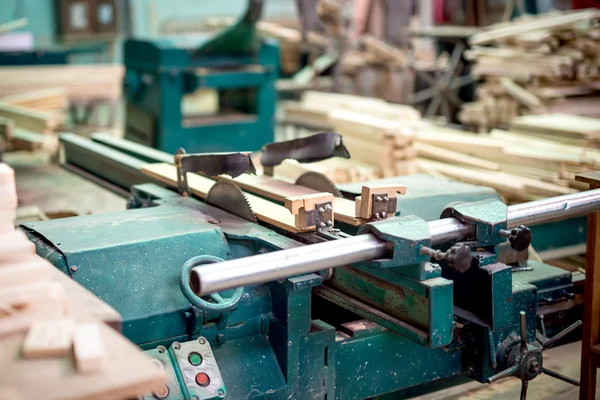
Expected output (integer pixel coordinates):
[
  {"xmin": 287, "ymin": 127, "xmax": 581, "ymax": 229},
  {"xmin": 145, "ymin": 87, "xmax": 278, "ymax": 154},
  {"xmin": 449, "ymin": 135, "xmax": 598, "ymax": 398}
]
[{"xmin": 188, "ymin": 352, "xmax": 202, "ymax": 366}]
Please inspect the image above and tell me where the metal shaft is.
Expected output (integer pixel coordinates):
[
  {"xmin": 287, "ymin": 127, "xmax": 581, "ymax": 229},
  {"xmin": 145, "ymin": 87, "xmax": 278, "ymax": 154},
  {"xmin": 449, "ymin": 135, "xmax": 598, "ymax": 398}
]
[{"xmin": 194, "ymin": 189, "xmax": 600, "ymax": 295}]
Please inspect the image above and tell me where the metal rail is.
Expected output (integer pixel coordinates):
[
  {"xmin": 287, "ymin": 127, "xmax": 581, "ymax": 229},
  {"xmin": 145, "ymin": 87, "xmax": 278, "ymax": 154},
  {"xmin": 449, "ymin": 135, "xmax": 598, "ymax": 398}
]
[{"xmin": 193, "ymin": 189, "xmax": 600, "ymax": 295}]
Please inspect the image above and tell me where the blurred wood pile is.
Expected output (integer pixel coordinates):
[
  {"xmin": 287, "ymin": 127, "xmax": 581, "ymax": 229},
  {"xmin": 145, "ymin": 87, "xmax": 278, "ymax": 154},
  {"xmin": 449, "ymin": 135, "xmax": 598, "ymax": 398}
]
[
  {"xmin": 459, "ymin": 9, "xmax": 600, "ymax": 129},
  {"xmin": 280, "ymin": 91, "xmax": 420, "ymax": 182},
  {"xmin": 281, "ymin": 91, "xmax": 600, "ymax": 202},
  {"xmin": 0, "ymin": 65, "xmax": 123, "ymax": 152}
]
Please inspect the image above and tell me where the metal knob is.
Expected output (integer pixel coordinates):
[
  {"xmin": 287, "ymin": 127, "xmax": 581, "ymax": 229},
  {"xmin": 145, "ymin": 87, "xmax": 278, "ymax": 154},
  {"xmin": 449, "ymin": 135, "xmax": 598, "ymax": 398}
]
[
  {"xmin": 420, "ymin": 243, "xmax": 473, "ymax": 273},
  {"xmin": 499, "ymin": 225, "xmax": 532, "ymax": 252}
]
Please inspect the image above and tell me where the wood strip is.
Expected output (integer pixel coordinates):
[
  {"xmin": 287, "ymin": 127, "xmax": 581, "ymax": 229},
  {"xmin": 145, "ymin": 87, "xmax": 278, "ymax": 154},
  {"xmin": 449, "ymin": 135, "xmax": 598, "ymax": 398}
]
[
  {"xmin": 0, "ymin": 103, "xmax": 61, "ymax": 134},
  {"xmin": 415, "ymin": 142, "xmax": 501, "ymax": 171},
  {"xmin": 141, "ymin": 163, "xmax": 312, "ymax": 232},
  {"xmin": 217, "ymin": 174, "xmax": 366, "ymax": 226}
]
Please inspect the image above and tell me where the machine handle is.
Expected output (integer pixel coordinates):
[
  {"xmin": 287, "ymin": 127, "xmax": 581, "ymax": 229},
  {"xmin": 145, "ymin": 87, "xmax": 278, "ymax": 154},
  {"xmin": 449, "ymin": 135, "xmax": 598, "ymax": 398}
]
[{"xmin": 180, "ymin": 255, "xmax": 244, "ymax": 312}]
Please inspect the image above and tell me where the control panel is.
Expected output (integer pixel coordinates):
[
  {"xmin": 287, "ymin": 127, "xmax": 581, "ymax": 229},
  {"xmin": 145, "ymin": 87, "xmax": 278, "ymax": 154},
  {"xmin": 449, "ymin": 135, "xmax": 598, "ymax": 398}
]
[{"xmin": 141, "ymin": 337, "xmax": 226, "ymax": 400}]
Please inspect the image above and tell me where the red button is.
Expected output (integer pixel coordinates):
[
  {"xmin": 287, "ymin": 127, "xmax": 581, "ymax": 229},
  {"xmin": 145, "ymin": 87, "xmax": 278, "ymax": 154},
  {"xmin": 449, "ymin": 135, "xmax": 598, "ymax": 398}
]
[{"xmin": 195, "ymin": 372, "xmax": 210, "ymax": 387}]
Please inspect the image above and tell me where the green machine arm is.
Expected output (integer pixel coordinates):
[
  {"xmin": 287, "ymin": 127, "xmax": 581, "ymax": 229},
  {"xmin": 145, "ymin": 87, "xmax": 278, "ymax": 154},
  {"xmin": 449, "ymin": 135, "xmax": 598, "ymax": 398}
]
[{"xmin": 195, "ymin": 0, "xmax": 264, "ymax": 56}]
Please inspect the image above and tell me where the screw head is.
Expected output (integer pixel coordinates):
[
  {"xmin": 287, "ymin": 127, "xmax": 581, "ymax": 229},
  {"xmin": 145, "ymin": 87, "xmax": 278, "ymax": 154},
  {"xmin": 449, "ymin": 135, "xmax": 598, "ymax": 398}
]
[
  {"xmin": 217, "ymin": 389, "xmax": 225, "ymax": 397},
  {"xmin": 326, "ymin": 220, "xmax": 333, "ymax": 226},
  {"xmin": 198, "ymin": 337, "xmax": 206, "ymax": 345},
  {"xmin": 375, "ymin": 196, "xmax": 383, "ymax": 202},
  {"xmin": 319, "ymin": 222, "xmax": 326, "ymax": 228},
  {"xmin": 172, "ymin": 342, "xmax": 181, "ymax": 350},
  {"xmin": 375, "ymin": 212, "xmax": 381, "ymax": 219},
  {"xmin": 381, "ymin": 211, "xmax": 387, "ymax": 218},
  {"xmin": 325, "ymin": 204, "xmax": 332, "ymax": 211},
  {"xmin": 70, "ymin": 265, "xmax": 78, "ymax": 272},
  {"xmin": 318, "ymin": 207, "xmax": 325, "ymax": 213},
  {"xmin": 383, "ymin": 195, "xmax": 389, "ymax": 201},
  {"xmin": 216, "ymin": 333, "xmax": 226, "ymax": 344}
]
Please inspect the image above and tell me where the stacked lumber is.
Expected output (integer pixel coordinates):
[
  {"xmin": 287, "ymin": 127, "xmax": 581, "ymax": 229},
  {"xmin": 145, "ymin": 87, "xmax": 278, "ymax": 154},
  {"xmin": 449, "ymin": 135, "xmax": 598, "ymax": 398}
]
[
  {"xmin": 460, "ymin": 9, "xmax": 600, "ymax": 128},
  {"xmin": 0, "ymin": 65, "xmax": 124, "ymax": 101},
  {"xmin": 281, "ymin": 91, "xmax": 420, "ymax": 179},
  {"xmin": 0, "ymin": 164, "xmax": 69, "ymax": 337},
  {"xmin": 282, "ymin": 94, "xmax": 599, "ymax": 201}
]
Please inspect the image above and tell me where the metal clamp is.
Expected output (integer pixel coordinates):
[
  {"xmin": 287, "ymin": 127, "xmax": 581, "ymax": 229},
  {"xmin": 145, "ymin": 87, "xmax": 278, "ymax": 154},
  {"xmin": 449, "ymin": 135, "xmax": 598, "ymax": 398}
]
[
  {"xmin": 355, "ymin": 184, "xmax": 406, "ymax": 221},
  {"xmin": 285, "ymin": 193, "xmax": 335, "ymax": 231}
]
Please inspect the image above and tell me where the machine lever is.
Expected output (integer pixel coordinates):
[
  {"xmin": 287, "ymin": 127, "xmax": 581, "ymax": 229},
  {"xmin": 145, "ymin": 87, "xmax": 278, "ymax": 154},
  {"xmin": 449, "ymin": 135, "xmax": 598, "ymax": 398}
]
[
  {"xmin": 498, "ymin": 225, "xmax": 532, "ymax": 252},
  {"xmin": 419, "ymin": 243, "xmax": 473, "ymax": 273}
]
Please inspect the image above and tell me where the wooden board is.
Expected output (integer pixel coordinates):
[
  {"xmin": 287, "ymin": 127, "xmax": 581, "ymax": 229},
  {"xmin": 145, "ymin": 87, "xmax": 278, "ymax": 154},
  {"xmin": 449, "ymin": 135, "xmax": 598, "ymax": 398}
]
[
  {"xmin": 218, "ymin": 174, "xmax": 366, "ymax": 226},
  {"xmin": 0, "ymin": 322, "xmax": 166, "ymax": 400},
  {"xmin": 141, "ymin": 163, "xmax": 312, "ymax": 233}
]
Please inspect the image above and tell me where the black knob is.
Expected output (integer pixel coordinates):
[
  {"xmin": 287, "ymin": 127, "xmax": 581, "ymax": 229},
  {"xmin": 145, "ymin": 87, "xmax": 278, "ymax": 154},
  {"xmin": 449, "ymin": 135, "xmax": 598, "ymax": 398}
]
[
  {"xmin": 446, "ymin": 243, "xmax": 473, "ymax": 273},
  {"xmin": 499, "ymin": 225, "xmax": 532, "ymax": 252}
]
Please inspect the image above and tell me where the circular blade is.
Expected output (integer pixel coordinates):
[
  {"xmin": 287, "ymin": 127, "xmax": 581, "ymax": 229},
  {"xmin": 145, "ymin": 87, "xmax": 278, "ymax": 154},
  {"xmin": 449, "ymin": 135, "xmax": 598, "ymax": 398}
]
[
  {"xmin": 295, "ymin": 171, "xmax": 342, "ymax": 197},
  {"xmin": 206, "ymin": 181, "xmax": 257, "ymax": 223}
]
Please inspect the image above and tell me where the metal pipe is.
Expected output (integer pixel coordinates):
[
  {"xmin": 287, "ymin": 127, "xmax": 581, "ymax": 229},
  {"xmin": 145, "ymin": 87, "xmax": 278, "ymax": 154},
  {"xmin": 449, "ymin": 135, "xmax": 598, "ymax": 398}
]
[
  {"xmin": 195, "ymin": 235, "xmax": 389, "ymax": 295},
  {"xmin": 193, "ymin": 189, "xmax": 600, "ymax": 295}
]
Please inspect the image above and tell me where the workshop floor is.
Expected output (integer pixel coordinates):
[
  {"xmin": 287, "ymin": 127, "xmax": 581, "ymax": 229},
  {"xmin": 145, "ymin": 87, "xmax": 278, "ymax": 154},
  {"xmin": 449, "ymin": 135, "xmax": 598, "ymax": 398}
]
[{"xmin": 5, "ymin": 151, "xmax": 600, "ymax": 400}]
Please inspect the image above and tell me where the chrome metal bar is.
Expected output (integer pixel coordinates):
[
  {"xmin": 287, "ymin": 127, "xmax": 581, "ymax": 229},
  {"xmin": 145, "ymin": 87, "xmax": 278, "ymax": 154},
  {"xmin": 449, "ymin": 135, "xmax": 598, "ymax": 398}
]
[
  {"xmin": 194, "ymin": 189, "xmax": 600, "ymax": 295},
  {"xmin": 195, "ymin": 234, "xmax": 389, "ymax": 296}
]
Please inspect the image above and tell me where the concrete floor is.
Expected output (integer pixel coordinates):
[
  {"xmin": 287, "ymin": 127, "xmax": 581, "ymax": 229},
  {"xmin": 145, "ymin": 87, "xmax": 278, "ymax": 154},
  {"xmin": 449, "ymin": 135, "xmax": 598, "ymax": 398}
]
[{"xmin": 5, "ymin": 150, "xmax": 600, "ymax": 399}]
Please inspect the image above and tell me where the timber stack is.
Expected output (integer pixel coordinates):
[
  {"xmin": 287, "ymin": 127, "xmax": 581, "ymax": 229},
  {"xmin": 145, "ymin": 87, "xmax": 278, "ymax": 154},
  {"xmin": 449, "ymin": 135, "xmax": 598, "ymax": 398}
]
[
  {"xmin": 280, "ymin": 90, "xmax": 600, "ymax": 203},
  {"xmin": 459, "ymin": 8, "xmax": 600, "ymax": 130},
  {"xmin": 281, "ymin": 91, "xmax": 420, "ymax": 181}
]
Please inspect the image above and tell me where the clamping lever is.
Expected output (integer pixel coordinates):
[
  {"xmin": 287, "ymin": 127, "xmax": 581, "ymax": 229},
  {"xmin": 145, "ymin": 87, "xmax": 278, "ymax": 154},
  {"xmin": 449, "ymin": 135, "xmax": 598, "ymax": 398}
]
[
  {"xmin": 419, "ymin": 243, "xmax": 473, "ymax": 273},
  {"xmin": 498, "ymin": 225, "xmax": 532, "ymax": 252}
]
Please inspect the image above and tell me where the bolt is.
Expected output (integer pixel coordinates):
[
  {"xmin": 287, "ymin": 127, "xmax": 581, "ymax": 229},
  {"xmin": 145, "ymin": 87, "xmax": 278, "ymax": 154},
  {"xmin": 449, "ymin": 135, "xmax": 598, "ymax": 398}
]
[
  {"xmin": 198, "ymin": 337, "xmax": 206, "ymax": 345},
  {"xmin": 383, "ymin": 195, "xmax": 389, "ymax": 201},
  {"xmin": 288, "ymin": 341, "xmax": 292, "ymax": 346},
  {"xmin": 325, "ymin": 204, "xmax": 332, "ymax": 211},
  {"xmin": 70, "ymin": 265, "xmax": 78, "ymax": 273},
  {"xmin": 172, "ymin": 342, "xmax": 181, "ymax": 350},
  {"xmin": 326, "ymin": 220, "xmax": 333, "ymax": 226},
  {"xmin": 319, "ymin": 222, "xmax": 326, "ymax": 228},
  {"xmin": 381, "ymin": 211, "xmax": 387, "ymax": 218},
  {"xmin": 216, "ymin": 334, "xmax": 226, "ymax": 344},
  {"xmin": 529, "ymin": 360, "xmax": 540, "ymax": 373},
  {"xmin": 217, "ymin": 389, "xmax": 226, "ymax": 397},
  {"xmin": 376, "ymin": 196, "xmax": 383, "ymax": 202},
  {"xmin": 375, "ymin": 212, "xmax": 381, "ymax": 219},
  {"xmin": 318, "ymin": 207, "xmax": 325, "ymax": 214}
]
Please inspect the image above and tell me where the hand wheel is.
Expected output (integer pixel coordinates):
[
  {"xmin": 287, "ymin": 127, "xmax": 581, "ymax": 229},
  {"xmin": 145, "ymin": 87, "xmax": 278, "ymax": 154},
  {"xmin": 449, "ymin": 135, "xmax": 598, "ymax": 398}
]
[{"xmin": 179, "ymin": 255, "xmax": 244, "ymax": 312}]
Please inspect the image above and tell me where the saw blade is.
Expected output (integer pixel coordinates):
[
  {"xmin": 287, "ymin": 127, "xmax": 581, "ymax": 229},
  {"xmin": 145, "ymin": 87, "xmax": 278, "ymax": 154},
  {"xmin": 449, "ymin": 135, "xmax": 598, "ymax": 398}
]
[
  {"xmin": 206, "ymin": 181, "xmax": 257, "ymax": 223},
  {"xmin": 295, "ymin": 172, "xmax": 342, "ymax": 197}
]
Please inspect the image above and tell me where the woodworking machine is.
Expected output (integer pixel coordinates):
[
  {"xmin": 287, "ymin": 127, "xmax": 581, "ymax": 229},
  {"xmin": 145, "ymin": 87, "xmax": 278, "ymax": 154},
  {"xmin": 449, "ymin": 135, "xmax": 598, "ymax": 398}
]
[
  {"xmin": 123, "ymin": 0, "xmax": 279, "ymax": 154},
  {"xmin": 20, "ymin": 132, "xmax": 599, "ymax": 399}
]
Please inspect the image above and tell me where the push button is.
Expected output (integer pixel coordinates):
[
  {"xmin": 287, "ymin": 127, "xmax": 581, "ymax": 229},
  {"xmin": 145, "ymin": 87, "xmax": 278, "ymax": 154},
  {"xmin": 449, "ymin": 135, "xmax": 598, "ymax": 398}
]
[{"xmin": 195, "ymin": 372, "xmax": 210, "ymax": 387}]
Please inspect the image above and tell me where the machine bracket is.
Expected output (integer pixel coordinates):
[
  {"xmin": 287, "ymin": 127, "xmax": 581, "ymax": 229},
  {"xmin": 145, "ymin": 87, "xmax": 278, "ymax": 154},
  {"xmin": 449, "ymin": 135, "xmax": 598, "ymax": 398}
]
[
  {"xmin": 285, "ymin": 193, "xmax": 335, "ymax": 231},
  {"xmin": 355, "ymin": 184, "xmax": 406, "ymax": 221}
]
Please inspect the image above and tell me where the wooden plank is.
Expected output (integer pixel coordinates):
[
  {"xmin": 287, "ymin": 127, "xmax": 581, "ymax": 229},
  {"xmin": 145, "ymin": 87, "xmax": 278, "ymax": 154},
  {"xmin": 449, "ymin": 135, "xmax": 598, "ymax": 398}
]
[
  {"xmin": 0, "ymin": 88, "xmax": 68, "ymax": 111},
  {"xmin": 0, "ymin": 103, "xmax": 61, "ymax": 134},
  {"xmin": 470, "ymin": 9, "xmax": 600, "ymax": 45},
  {"xmin": 285, "ymin": 193, "xmax": 334, "ymax": 230},
  {"xmin": 414, "ymin": 142, "xmax": 501, "ymax": 171},
  {"xmin": 22, "ymin": 318, "xmax": 75, "ymax": 359},
  {"xmin": 0, "ymin": 260, "xmax": 53, "ymax": 289},
  {"xmin": 141, "ymin": 163, "xmax": 312, "ymax": 233},
  {"xmin": 510, "ymin": 114, "xmax": 600, "ymax": 139},
  {"xmin": 499, "ymin": 77, "xmax": 543, "ymax": 109},
  {"xmin": 217, "ymin": 174, "xmax": 367, "ymax": 226}
]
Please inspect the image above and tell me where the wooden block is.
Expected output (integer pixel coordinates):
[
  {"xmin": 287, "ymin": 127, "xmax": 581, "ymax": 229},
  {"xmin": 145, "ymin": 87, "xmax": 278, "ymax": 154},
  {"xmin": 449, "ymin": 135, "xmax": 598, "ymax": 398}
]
[
  {"xmin": 0, "ymin": 297, "xmax": 68, "ymax": 337},
  {"xmin": 0, "ymin": 258, "xmax": 53, "ymax": 289},
  {"xmin": 284, "ymin": 192, "xmax": 334, "ymax": 229},
  {"xmin": 22, "ymin": 318, "xmax": 74, "ymax": 359},
  {"xmin": 0, "ymin": 281, "xmax": 65, "ymax": 311},
  {"xmin": 73, "ymin": 323, "xmax": 109, "ymax": 374},
  {"xmin": 0, "ymin": 231, "xmax": 35, "ymax": 264},
  {"xmin": 358, "ymin": 185, "xmax": 406, "ymax": 219}
]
